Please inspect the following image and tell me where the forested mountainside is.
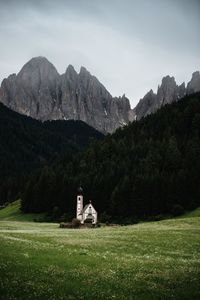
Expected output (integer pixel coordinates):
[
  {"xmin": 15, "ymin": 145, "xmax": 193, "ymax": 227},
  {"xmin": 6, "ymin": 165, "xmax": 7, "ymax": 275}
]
[
  {"xmin": 21, "ymin": 92, "xmax": 200, "ymax": 222},
  {"xmin": 0, "ymin": 103, "xmax": 103, "ymax": 204}
]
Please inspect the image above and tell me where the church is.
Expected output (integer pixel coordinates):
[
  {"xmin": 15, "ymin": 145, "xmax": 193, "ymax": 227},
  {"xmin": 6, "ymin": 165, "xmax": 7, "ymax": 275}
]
[{"xmin": 76, "ymin": 187, "xmax": 98, "ymax": 225}]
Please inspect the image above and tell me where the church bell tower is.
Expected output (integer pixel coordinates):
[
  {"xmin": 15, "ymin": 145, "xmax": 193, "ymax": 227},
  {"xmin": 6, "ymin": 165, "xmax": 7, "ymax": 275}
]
[{"xmin": 76, "ymin": 186, "xmax": 83, "ymax": 222}]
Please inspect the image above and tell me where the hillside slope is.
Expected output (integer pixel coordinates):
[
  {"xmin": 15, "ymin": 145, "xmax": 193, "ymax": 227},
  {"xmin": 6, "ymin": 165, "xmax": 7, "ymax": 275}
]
[
  {"xmin": 0, "ymin": 103, "xmax": 103, "ymax": 204},
  {"xmin": 21, "ymin": 92, "xmax": 200, "ymax": 219},
  {"xmin": 0, "ymin": 200, "xmax": 45, "ymax": 221}
]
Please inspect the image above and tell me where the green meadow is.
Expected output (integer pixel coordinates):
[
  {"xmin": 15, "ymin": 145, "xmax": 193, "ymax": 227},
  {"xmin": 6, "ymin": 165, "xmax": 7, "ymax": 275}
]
[{"xmin": 0, "ymin": 202, "xmax": 200, "ymax": 300}]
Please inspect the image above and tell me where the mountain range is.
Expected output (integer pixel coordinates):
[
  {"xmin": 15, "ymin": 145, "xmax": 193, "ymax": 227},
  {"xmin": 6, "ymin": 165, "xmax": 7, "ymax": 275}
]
[
  {"xmin": 0, "ymin": 56, "xmax": 200, "ymax": 133},
  {"xmin": 134, "ymin": 71, "xmax": 200, "ymax": 119},
  {"xmin": 0, "ymin": 57, "xmax": 133, "ymax": 133}
]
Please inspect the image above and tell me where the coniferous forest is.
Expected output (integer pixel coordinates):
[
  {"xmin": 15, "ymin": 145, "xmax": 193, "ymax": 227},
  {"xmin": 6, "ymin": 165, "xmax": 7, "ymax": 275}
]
[
  {"xmin": 18, "ymin": 92, "xmax": 200, "ymax": 222},
  {"xmin": 0, "ymin": 103, "xmax": 103, "ymax": 205},
  {"xmin": 0, "ymin": 93, "xmax": 200, "ymax": 222}
]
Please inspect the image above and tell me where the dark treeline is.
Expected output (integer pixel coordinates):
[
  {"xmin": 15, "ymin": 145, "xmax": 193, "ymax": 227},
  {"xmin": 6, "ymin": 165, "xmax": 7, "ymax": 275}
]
[
  {"xmin": 21, "ymin": 93, "xmax": 200, "ymax": 222},
  {"xmin": 0, "ymin": 103, "xmax": 103, "ymax": 204}
]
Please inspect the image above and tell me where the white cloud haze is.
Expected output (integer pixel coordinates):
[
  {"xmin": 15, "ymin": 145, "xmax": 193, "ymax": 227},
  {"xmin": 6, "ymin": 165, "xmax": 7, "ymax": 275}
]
[{"xmin": 0, "ymin": 0, "xmax": 199, "ymax": 107}]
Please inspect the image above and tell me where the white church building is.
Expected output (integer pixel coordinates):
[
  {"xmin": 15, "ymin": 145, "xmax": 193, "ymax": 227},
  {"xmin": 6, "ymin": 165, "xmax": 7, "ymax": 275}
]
[{"xmin": 76, "ymin": 186, "xmax": 98, "ymax": 225}]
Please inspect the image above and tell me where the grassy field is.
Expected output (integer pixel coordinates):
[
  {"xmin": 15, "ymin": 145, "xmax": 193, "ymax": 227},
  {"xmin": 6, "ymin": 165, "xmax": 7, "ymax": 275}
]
[
  {"xmin": 0, "ymin": 200, "xmax": 45, "ymax": 221},
  {"xmin": 0, "ymin": 204, "xmax": 200, "ymax": 300}
]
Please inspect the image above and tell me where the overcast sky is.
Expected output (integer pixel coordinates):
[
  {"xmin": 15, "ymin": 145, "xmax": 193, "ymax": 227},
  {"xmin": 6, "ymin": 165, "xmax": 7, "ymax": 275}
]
[{"xmin": 0, "ymin": 0, "xmax": 199, "ymax": 107}]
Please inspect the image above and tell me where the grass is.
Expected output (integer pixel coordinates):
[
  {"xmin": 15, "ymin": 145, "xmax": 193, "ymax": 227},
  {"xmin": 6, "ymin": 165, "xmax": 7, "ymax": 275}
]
[
  {"xmin": 179, "ymin": 207, "xmax": 200, "ymax": 218},
  {"xmin": 0, "ymin": 206, "xmax": 200, "ymax": 300},
  {"xmin": 0, "ymin": 200, "xmax": 45, "ymax": 221}
]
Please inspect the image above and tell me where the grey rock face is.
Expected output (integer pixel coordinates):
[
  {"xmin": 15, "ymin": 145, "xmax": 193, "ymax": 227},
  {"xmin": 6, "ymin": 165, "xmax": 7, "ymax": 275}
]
[
  {"xmin": 178, "ymin": 82, "xmax": 186, "ymax": 99},
  {"xmin": 0, "ymin": 57, "xmax": 134, "ymax": 133},
  {"xmin": 157, "ymin": 76, "xmax": 179, "ymax": 105},
  {"xmin": 187, "ymin": 71, "xmax": 200, "ymax": 94},
  {"xmin": 134, "ymin": 89, "xmax": 157, "ymax": 119},
  {"xmin": 134, "ymin": 75, "xmax": 182, "ymax": 120},
  {"xmin": 0, "ymin": 57, "xmax": 60, "ymax": 119},
  {"xmin": 134, "ymin": 71, "xmax": 200, "ymax": 120}
]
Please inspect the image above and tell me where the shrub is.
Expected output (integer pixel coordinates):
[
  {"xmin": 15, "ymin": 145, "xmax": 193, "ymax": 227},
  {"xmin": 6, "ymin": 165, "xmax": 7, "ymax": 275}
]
[
  {"xmin": 84, "ymin": 218, "xmax": 93, "ymax": 224},
  {"xmin": 59, "ymin": 213, "xmax": 72, "ymax": 223},
  {"xmin": 100, "ymin": 212, "xmax": 111, "ymax": 223},
  {"xmin": 172, "ymin": 204, "xmax": 185, "ymax": 217},
  {"xmin": 146, "ymin": 215, "xmax": 166, "ymax": 222},
  {"xmin": 71, "ymin": 218, "xmax": 81, "ymax": 228}
]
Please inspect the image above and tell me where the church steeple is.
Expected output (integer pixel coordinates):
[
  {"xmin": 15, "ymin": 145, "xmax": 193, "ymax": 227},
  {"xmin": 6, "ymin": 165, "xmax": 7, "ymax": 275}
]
[
  {"xmin": 76, "ymin": 186, "xmax": 83, "ymax": 222},
  {"xmin": 77, "ymin": 186, "xmax": 83, "ymax": 195}
]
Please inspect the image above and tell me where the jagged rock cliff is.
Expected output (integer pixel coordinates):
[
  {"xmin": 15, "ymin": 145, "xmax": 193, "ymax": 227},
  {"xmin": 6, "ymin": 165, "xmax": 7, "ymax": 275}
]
[
  {"xmin": 1, "ymin": 57, "xmax": 199, "ymax": 128},
  {"xmin": 134, "ymin": 89, "xmax": 157, "ymax": 120},
  {"xmin": 0, "ymin": 57, "xmax": 134, "ymax": 133},
  {"xmin": 134, "ymin": 71, "xmax": 200, "ymax": 119},
  {"xmin": 187, "ymin": 71, "xmax": 200, "ymax": 94}
]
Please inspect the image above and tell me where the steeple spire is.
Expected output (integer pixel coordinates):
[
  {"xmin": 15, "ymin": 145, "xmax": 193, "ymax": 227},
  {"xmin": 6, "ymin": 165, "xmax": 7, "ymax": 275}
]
[{"xmin": 77, "ymin": 185, "xmax": 83, "ymax": 195}]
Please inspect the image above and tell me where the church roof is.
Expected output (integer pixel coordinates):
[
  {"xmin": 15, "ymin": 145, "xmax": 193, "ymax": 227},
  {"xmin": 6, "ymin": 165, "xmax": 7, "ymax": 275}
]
[
  {"xmin": 82, "ymin": 204, "xmax": 90, "ymax": 213},
  {"xmin": 82, "ymin": 202, "xmax": 97, "ymax": 213}
]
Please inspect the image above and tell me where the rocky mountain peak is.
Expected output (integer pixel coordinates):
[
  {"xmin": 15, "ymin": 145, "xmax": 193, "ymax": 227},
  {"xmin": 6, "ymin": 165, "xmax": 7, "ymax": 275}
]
[
  {"xmin": 79, "ymin": 66, "xmax": 90, "ymax": 75},
  {"xmin": 0, "ymin": 57, "xmax": 133, "ymax": 133},
  {"xmin": 157, "ymin": 75, "xmax": 178, "ymax": 105},
  {"xmin": 161, "ymin": 75, "xmax": 175, "ymax": 83},
  {"xmin": 134, "ymin": 89, "xmax": 157, "ymax": 119},
  {"xmin": 178, "ymin": 82, "xmax": 186, "ymax": 99},
  {"xmin": 187, "ymin": 71, "xmax": 200, "ymax": 94},
  {"xmin": 134, "ymin": 71, "xmax": 200, "ymax": 120},
  {"xmin": 17, "ymin": 56, "xmax": 59, "ymax": 92},
  {"xmin": 191, "ymin": 71, "xmax": 200, "ymax": 79},
  {"xmin": 79, "ymin": 66, "xmax": 92, "ymax": 86},
  {"xmin": 18, "ymin": 56, "xmax": 59, "ymax": 78},
  {"xmin": 148, "ymin": 89, "xmax": 155, "ymax": 95},
  {"xmin": 158, "ymin": 75, "xmax": 177, "ymax": 92},
  {"xmin": 64, "ymin": 65, "xmax": 78, "ymax": 80}
]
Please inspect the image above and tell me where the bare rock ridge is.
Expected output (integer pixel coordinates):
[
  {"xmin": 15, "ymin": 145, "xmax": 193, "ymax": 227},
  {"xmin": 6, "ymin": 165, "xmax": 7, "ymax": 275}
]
[
  {"xmin": 0, "ymin": 57, "xmax": 199, "ymax": 130},
  {"xmin": 134, "ymin": 71, "xmax": 200, "ymax": 119},
  {"xmin": 187, "ymin": 71, "xmax": 200, "ymax": 94},
  {"xmin": 0, "ymin": 57, "xmax": 133, "ymax": 133}
]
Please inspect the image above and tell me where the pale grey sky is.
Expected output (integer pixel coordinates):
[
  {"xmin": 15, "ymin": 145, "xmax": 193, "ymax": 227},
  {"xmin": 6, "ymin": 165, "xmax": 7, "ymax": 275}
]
[{"xmin": 0, "ymin": 0, "xmax": 199, "ymax": 107}]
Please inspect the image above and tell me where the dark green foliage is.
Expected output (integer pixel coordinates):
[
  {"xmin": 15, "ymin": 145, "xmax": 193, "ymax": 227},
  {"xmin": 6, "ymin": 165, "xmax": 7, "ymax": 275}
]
[
  {"xmin": 21, "ymin": 93, "xmax": 200, "ymax": 221},
  {"xmin": 71, "ymin": 218, "xmax": 81, "ymax": 227},
  {"xmin": 172, "ymin": 204, "xmax": 185, "ymax": 217},
  {"xmin": 99, "ymin": 212, "xmax": 112, "ymax": 223},
  {"xmin": 0, "ymin": 103, "xmax": 103, "ymax": 204}
]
